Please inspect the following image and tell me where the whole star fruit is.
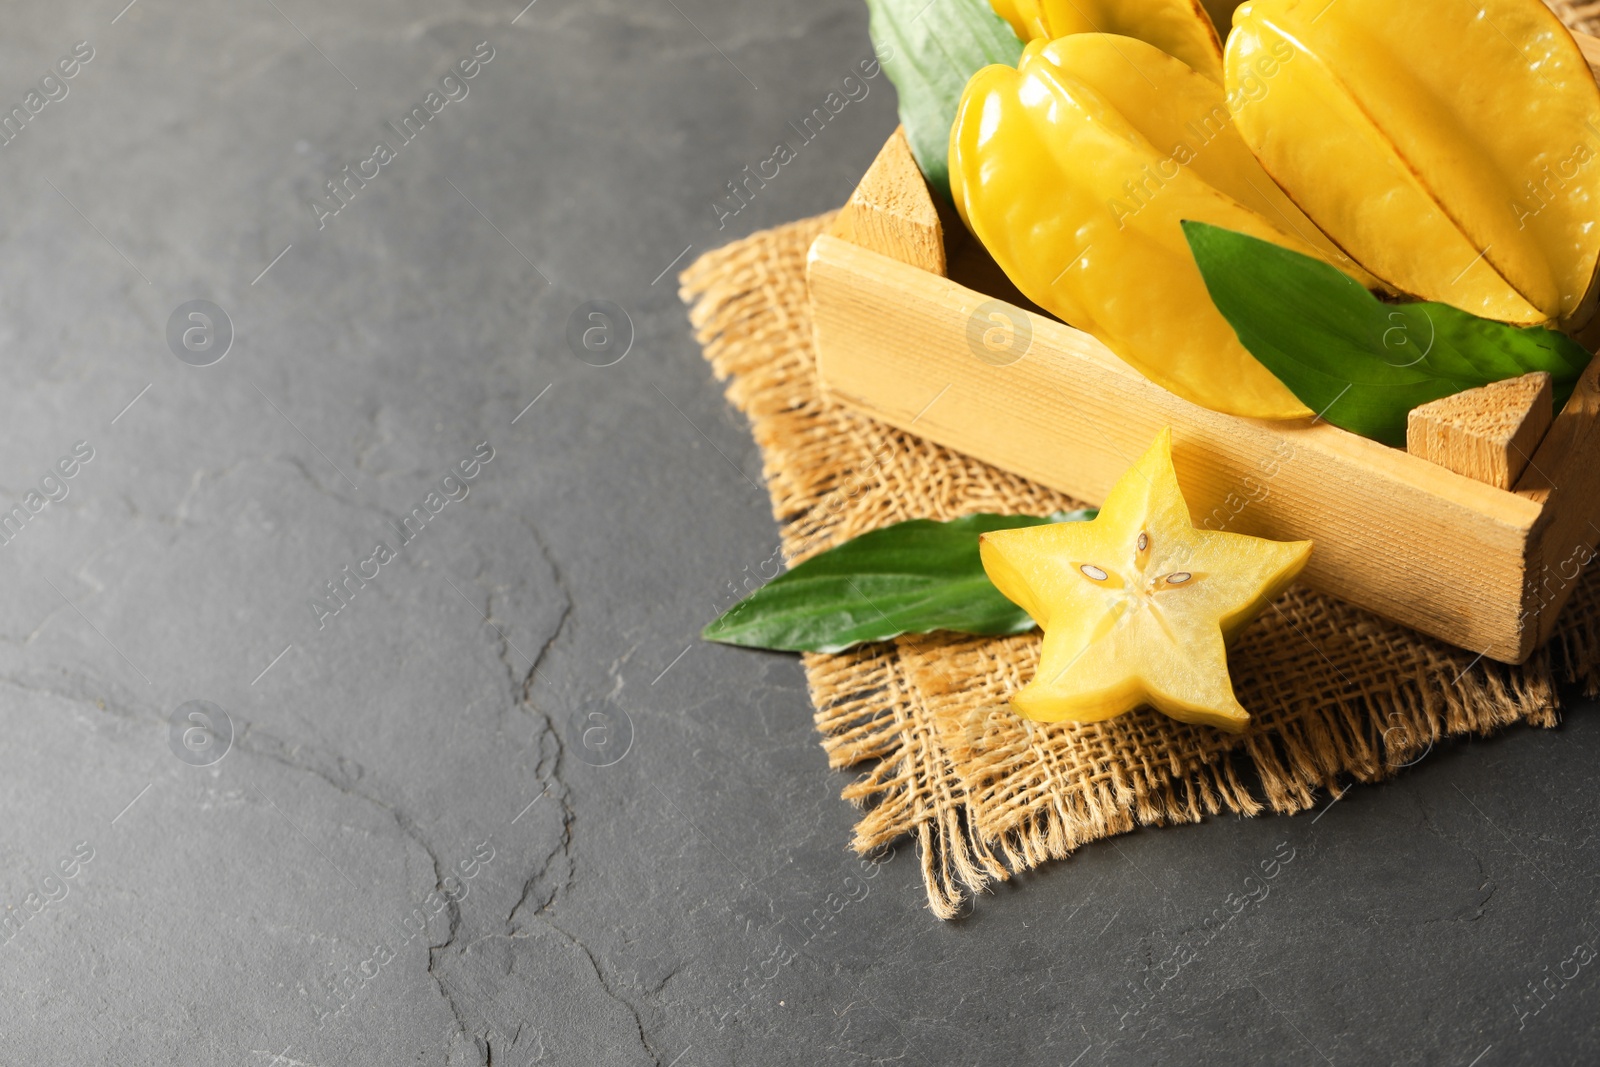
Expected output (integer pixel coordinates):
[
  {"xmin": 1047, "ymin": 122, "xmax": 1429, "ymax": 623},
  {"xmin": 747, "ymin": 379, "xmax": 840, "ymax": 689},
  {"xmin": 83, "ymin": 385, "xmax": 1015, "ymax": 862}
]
[
  {"xmin": 950, "ymin": 34, "xmax": 1377, "ymax": 420},
  {"xmin": 1226, "ymin": 0, "xmax": 1600, "ymax": 327},
  {"xmin": 989, "ymin": 0, "xmax": 1227, "ymax": 82}
]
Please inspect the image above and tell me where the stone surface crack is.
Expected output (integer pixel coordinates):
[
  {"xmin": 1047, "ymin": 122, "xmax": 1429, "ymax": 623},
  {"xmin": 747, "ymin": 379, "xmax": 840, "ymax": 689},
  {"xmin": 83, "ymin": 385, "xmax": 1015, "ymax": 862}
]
[
  {"xmin": 542, "ymin": 916, "xmax": 662, "ymax": 1067},
  {"xmin": 232, "ymin": 725, "xmax": 479, "ymax": 1063},
  {"xmin": 417, "ymin": 511, "xmax": 576, "ymax": 1063},
  {"xmin": 3, "ymin": 662, "xmax": 487, "ymax": 1062}
]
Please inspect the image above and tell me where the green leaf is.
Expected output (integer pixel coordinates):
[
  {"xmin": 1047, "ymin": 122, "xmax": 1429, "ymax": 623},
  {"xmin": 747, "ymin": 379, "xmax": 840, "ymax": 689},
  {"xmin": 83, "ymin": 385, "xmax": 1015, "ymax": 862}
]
[
  {"xmin": 866, "ymin": 0, "xmax": 1024, "ymax": 203},
  {"xmin": 703, "ymin": 511, "xmax": 1095, "ymax": 653},
  {"xmin": 1183, "ymin": 221, "xmax": 1592, "ymax": 446}
]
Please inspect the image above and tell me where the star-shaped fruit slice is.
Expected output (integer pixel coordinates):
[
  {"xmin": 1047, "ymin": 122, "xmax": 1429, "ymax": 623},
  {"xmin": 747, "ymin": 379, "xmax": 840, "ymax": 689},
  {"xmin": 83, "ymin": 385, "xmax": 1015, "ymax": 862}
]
[{"xmin": 979, "ymin": 429, "xmax": 1311, "ymax": 732}]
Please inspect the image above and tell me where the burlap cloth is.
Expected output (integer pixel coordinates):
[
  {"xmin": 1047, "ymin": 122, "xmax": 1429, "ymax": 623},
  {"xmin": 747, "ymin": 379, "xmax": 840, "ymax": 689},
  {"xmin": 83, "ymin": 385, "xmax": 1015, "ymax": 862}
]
[
  {"xmin": 679, "ymin": 56, "xmax": 1600, "ymax": 917},
  {"xmin": 1551, "ymin": 0, "xmax": 1600, "ymax": 35}
]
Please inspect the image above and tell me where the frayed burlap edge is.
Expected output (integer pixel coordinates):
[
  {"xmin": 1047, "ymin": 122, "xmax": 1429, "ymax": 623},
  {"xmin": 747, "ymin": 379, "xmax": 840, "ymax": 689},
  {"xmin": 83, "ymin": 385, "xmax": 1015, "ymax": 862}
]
[{"xmin": 681, "ymin": 209, "xmax": 1600, "ymax": 920}]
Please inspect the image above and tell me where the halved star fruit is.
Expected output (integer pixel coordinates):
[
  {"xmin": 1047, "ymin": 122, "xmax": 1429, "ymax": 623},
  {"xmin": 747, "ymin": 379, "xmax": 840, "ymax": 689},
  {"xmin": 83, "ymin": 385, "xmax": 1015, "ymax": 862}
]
[{"xmin": 979, "ymin": 428, "xmax": 1312, "ymax": 731}]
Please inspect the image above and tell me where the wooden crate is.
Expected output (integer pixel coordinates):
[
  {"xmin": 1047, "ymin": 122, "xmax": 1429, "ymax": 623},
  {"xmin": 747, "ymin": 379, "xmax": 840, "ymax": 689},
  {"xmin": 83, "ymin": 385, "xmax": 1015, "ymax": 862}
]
[{"xmin": 807, "ymin": 107, "xmax": 1600, "ymax": 666}]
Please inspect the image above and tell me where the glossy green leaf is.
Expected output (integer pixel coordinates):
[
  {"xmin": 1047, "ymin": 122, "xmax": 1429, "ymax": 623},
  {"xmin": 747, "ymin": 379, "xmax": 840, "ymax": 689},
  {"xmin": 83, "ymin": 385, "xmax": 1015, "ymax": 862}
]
[
  {"xmin": 1183, "ymin": 221, "xmax": 1591, "ymax": 446},
  {"xmin": 703, "ymin": 511, "xmax": 1095, "ymax": 653},
  {"xmin": 865, "ymin": 0, "xmax": 1024, "ymax": 203}
]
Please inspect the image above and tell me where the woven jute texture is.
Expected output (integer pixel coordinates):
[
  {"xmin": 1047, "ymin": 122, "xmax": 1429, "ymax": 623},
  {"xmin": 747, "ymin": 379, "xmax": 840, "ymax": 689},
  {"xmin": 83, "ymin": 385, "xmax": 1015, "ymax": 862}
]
[
  {"xmin": 1549, "ymin": 0, "xmax": 1600, "ymax": 34},
  {"xmin": 680, "ymin": 210, "xmax": 1600, "ymax": 920}
]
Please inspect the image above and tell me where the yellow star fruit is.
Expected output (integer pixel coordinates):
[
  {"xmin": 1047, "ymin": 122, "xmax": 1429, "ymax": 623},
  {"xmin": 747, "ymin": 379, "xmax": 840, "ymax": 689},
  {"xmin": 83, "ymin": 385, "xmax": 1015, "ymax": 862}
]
[
  {"xmin": 990, "ymin": 0, "xmax": 1227, "ymax": 82},
  {"xmin": 950, "ymin": 34, "xmax": 1378, "ymax": 420},
  {"xmin": 1226, "ymin": 0, "xmax": 1600, "ymax": 326},
  {"xmin": 979, "ymin": 429, "xmax": 1311, "ymax": 731}
]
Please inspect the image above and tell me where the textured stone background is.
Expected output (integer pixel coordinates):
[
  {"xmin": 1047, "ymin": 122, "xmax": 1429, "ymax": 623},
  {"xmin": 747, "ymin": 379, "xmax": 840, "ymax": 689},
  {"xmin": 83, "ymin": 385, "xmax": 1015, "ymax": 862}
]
[{"xmin": 0, "ymin": 1, "xmax": 1596, "ymax": 1064}]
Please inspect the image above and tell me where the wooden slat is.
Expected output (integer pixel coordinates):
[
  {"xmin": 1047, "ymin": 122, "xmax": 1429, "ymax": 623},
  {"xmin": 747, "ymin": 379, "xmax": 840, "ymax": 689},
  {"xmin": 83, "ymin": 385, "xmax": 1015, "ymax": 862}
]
[
  {"xmin": 1407, "ymin": 372, "xmax": 1553, "ymax": 489},
  {"xmin": 825, "ymin": 127, "xmax": 946, "ymax": 277},
  {"xmin": 1515, "ymin": 352, "xmax": 1600, "ymax": 649},
  {"xmin": 1574, "ymin": 27, "xmax": 1600, "ymax": 77}
]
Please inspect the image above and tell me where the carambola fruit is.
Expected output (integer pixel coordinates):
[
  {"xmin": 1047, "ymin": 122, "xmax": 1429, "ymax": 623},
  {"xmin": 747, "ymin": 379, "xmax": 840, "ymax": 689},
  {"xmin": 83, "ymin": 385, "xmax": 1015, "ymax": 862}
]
[
  {"xmin": 950, "ymin": 34, "xmax": 1374, "ymax": 419},
  {"xmin": 1226, "ymin": 0, "xmax": 1600, "ymax": 327},
  {"xmin": 979, "ymin": 428, "xmax": 1312, "ymax": 732},
  {"xmin": 989, "ymin": 0, "xmax": 1227, "ymax": 81}
]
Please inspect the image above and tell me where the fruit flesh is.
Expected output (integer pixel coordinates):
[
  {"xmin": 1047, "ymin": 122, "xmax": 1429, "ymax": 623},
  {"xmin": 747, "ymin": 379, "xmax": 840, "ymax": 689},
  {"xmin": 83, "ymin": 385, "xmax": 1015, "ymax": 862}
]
[
  {"xmin": 951, "ymin": 34, "xmax": 1375, "ymax": 418},
  {"xmin": 1002, "ymin": 0, "xmax": 1227, "ymax": 82},
  {"xmin": 979, "ymin": 429, "xmax": 1312, "ymax": 731},
  {"xmin": 1226, "ymin": 0, "xmax": 1600, "ymax": 326}
]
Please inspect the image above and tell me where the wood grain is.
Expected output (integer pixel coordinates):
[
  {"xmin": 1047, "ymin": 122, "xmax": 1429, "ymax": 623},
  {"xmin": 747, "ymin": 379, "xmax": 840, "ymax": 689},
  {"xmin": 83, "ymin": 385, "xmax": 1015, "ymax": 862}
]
[
  {"xmin": 1574, "ymin": 25, "xmax": 1600, "ymax": 76},
  {"xmin": 825, "ymin": 127, "xmax": 946, "ymax": 278},
  {"xmin": 1515, "ymin": 353, "xmax": 1600, "ymax": 650},
  {"xmin": 1407, "ymin": 372, "xmax": 1553, "ymax": 490}
]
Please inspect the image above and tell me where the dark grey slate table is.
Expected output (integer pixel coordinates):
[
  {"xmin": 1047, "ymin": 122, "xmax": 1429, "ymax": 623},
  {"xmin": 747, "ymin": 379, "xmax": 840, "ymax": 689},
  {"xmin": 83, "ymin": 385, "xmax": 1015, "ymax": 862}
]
[{"xmin": 1, "ymin": 1, "xmax": 1596, "ymax": 1064}]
